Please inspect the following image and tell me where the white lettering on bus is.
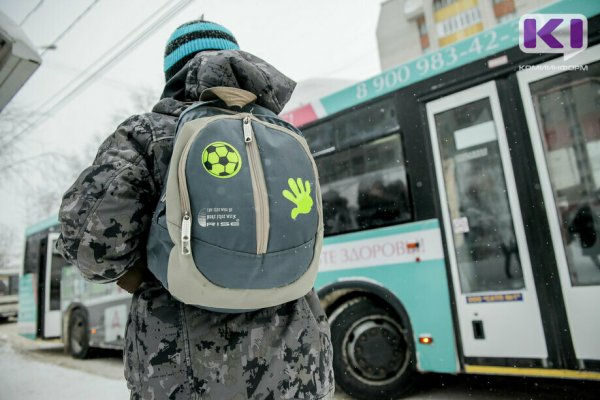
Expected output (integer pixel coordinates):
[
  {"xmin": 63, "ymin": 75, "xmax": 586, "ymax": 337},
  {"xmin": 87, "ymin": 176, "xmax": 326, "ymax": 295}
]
[{"xmin": 321, "ymin": 239, "xmax": 424, "ymax": 266}]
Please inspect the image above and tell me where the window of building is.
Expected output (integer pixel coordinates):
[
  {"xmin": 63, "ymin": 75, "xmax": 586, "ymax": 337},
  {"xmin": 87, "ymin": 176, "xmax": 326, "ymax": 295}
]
[
  {"xmin": 417, "ymin": 15, "xmax": 430, "ymax": 51},
  {"xmin": 434, "ymin": 0, "xmax": 458, "ymax": 11},
  {"xmin": 493, "ymin": 0, "xmax": 516, "ymax": 23},
  {"xmin": 435, "ymin": 0, "xmax": 483, "ymax": 47},
  {"xmin": 497, "ymin": 12, "xmax": 516, "ymax": 23},
  {"xmin": 417, "ymin": 16, "xmax": 427, "ymax": 35}
]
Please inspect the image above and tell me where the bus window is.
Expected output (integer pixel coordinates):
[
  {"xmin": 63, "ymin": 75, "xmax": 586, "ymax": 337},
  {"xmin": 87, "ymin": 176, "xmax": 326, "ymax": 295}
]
[
  {"xmin": 304, "ymin": 97, "xmax": 400, "ymax": 154},
  {"xmin": 334, "ymin": 99, "xmax": 399, "ymax": 149},
  {"xmin": 60, "ymin": 265, "xmax": 81, "ymax": 309},
  {"xmin": 8, "ymin": 275, "xmax": 18, "ymax": 295},
  {"xmin": 303, "ymin": 97, "xmax": 409, "ymax": 235},
  {"xmin": 24, "ymin": 235, "xmax": 43, "ymax": 275},
  {"xmin": 303, "ymin": 122, "xmax": 335, "ymax": 155},
  {"xmin": 0, "ymin": 279, "xmax": 7, "ymax": 296},
  {"xmin": 315, "ymin": 134, "xmax": 411, "ymax": 235},
  {"xmin": 433, "ymin": 98, "xmax": 525, "ymax": 293},
  {"xmin": 529, "ymin": 61, "xmax": 600, "ymax": 286}
]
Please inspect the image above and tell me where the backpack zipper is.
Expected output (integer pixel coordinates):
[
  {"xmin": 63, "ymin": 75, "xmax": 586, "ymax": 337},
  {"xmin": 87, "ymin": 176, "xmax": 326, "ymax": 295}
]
[
  {"xmin": 176, "ymin": 114, "xmax": 272, "ymax": 256},
  {"xmin": 177, "ymin": 114, "xmax": 232, "ymax": 255},
  {"xmin": 243, "ymin": 116, "xmax": 270, "ymax": 254}
]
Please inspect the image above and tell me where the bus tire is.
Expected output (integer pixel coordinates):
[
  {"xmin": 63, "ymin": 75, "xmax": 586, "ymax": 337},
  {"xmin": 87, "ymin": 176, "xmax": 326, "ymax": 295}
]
[
  {"xmin": 330, "ymin": 296, "xmax": 417, "ymax": 400},
  {"xmin": 67, "ymin": 308, "xmax": 90, "ymax": 359}
]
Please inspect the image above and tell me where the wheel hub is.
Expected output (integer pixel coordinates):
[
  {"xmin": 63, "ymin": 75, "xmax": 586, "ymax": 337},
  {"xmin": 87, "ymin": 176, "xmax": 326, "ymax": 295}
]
[
  {"xmin": 345, "ymin": 316, "xmax": 407, "ymax": 383},
  {"xmin": 70, "ymin": 316, "xmax": 85, "ymax": 353}
]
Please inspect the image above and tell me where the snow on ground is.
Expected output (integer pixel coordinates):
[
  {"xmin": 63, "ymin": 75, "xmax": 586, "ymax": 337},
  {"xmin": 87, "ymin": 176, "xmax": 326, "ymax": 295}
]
[
  {"xmin": 2, "ymin": 321, "xmax": 600, "ymax": 400},
  {"xmin": 0, "ymin": 327, "xmax": 130, "ymax": 400}
]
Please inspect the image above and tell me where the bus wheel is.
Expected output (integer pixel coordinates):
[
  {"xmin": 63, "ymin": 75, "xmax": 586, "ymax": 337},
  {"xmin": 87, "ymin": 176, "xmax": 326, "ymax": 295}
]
[
  {"xmin": 331, "ymin": 297, "xmax": 416, "ymax": 400},
  {"xmin": 68, "ymin": 309, "xmax": 90, "ymax": 359}
]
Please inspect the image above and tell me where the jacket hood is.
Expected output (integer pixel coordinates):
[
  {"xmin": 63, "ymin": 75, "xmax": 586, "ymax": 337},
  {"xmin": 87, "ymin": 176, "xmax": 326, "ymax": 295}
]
[{"xmin": 160, "ymin": 50, "xmax": 296, "ymax": 115}]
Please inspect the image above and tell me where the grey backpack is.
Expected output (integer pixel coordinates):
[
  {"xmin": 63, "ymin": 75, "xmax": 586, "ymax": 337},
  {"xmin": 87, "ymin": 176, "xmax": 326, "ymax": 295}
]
[{"xmin": 147, "ymin": 87, "xmax": 323, "ymax": 312}]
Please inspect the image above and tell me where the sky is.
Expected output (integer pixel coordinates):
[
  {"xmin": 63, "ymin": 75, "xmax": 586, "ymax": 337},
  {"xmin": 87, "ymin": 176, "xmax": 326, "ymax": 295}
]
[{"xmin": 0, "ymin": 0, "xmax": 385, "ymax": 260}]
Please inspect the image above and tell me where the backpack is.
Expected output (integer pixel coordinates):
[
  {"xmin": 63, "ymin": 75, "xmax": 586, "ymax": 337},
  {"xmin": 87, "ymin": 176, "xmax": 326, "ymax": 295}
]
[{"xmin": 147, "ymin": 87, "xmax": 323, "ymax": 312}]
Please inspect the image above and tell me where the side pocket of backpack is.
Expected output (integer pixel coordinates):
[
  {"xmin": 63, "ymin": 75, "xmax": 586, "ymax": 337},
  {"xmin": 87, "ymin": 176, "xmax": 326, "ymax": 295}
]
[
  {"xmin": 147, "ymin": 194, "xmax": 174, "ymax": 289},
  {"xmin": 155, "ymin": 193, "xmax": 167, "ymax": 228}
]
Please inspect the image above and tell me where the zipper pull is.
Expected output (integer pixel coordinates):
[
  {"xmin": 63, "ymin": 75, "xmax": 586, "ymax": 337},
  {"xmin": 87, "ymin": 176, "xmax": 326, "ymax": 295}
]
[
  {"xmin": 181, "ymin": 213, "xmax": 191, "ymax": 255},
  {"xmin": 243, "ymin": 116, "xmax": 253, "ymax": 143}
]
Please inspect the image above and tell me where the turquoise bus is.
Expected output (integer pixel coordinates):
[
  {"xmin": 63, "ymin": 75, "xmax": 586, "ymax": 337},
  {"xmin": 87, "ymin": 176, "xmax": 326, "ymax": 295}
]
[
  {"xmin": 18, "ymin": 218, "xmax": 131, "ymax": 359},
  {"xmin": 281, "ymin": 1, "xmax": 600, "ymax": 398}
]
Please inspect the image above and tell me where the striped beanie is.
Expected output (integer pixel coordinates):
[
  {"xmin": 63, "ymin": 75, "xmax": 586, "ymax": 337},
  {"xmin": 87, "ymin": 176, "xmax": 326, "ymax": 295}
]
[{"xmin": 164, "ymin": 20, "xmax": 240, "ymax": 81}]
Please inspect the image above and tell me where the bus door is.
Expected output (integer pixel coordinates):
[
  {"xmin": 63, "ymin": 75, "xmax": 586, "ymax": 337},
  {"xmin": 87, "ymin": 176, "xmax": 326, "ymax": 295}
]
[
  {"xmin": 42, "ymin": 232, "xmax": 63, "ymax": 338},
  {"xmin": 517, "ymin": 47, "xmax": 600, "ymax": 365},
  {"xmin": 426, "ymin": 81, "xmax": 548, "ymax": 361}
]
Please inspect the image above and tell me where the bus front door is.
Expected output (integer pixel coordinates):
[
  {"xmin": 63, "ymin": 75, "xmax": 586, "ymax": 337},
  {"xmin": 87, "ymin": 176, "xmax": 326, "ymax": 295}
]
[
  {"xmin": 518, "ymin": 47, "xmax": 600, "ymax": 367},
  {"xmin": 426, "ymin": 81, "xmax": 548, "ymax": 362},
  {"xmin": 42, "ymin": 233, "xmax": 64, "ymax": 338}
]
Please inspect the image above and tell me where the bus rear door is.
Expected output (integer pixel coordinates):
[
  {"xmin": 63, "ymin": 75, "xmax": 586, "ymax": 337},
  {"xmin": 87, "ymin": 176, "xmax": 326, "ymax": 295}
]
[
  {"xmin": 426, "ymin": 81, "xmax": 548, "ymax": 362},
  {"xmin": 42, "ymin": 233, "xmax": 64, "ymax": 338}
]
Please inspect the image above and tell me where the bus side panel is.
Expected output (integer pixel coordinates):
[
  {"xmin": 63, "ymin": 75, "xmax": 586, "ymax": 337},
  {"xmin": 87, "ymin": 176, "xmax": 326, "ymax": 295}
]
[
  {"xmin": 86, "ymin": 296, "xmax": 131, "ymax": 349},
  {"xmin": 315, "ymin": 220, "xmax": 459, "ymax": 374},
  {"xmin": 17, "ymin": 273, "xmax": 38, "ymax": 339}
]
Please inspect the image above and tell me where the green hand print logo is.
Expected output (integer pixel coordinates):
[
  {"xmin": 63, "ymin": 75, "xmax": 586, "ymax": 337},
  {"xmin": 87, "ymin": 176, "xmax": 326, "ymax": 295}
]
[{"xmin": 282, "ymin": 178, "xmax": 314, "ymax": 220}]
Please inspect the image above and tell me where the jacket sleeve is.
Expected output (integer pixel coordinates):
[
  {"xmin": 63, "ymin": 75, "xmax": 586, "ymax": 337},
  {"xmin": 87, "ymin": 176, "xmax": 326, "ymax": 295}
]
[{"xmin": 56, "ymin": 114, "xmax": 158, "ymax": 283}]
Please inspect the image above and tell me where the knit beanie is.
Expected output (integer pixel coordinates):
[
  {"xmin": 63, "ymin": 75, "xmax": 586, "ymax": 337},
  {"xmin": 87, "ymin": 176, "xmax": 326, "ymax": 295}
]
[{"xmin": 164, "ymin": 20, "xmax": 240, "ymax": 81}]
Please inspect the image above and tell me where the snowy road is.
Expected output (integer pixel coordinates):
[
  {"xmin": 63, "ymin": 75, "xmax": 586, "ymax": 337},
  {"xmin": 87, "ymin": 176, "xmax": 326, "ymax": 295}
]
[
  {"xmin": 1, "ymin": 320, "xmax": 599, "ymax": 400},
  {"xmin": 0, "ymin": 346, "xmax": 129, "ymax": 399},
  {"xmin": 0, "ymin": 321, "xmax": 129, "ymax": 399}
]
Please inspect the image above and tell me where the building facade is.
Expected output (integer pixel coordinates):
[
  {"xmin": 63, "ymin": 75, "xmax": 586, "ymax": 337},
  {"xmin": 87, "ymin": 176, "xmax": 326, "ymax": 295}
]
[{"xmin": 377, "ymin": 0, "xmax": 553, "ymax": 71}]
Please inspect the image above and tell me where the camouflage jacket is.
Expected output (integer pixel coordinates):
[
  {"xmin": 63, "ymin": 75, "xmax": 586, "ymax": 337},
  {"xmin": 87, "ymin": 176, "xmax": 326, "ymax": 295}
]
[{"xmin": 57, "ymin": 50, "xmax": 334, "ymax": 400}]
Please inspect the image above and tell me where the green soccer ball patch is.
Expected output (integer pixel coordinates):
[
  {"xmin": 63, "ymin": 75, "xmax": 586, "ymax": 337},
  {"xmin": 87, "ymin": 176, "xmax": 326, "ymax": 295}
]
[{"xmin": 202, "ymin": 141, "xmax": 242, "ymax": 178}]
